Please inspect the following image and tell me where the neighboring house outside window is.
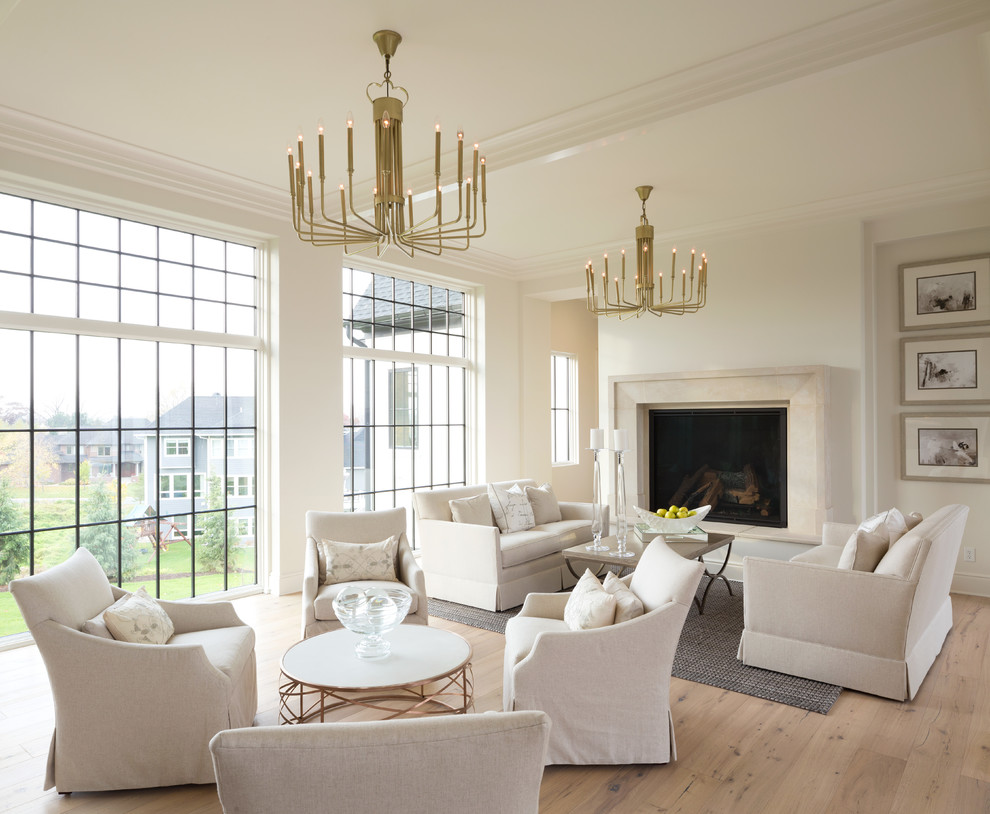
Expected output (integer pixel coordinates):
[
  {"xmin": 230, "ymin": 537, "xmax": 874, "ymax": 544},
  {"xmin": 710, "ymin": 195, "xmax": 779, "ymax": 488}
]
[
  {"xmin": 342, "ymin": 268, "xmax": 469, "ymax": 544},
  {"xmin": 551, "ymin": 352, "xmax": 578, "ymax": 465}
]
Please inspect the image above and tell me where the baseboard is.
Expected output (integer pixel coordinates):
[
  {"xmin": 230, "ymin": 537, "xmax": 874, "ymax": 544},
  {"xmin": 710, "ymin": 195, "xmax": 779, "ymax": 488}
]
[
  {"xmin": 951, "ymin": 572, "xmax": 990, "ymax": 597},
  {"xmin": 273, "ymin": 569, "xmax": 304, "ymax": 597}
]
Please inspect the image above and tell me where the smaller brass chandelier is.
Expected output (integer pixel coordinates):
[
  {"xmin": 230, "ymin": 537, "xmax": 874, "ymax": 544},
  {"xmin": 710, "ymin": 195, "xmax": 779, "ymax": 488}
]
[
  {"xmin": 286, "ymin": 30, "xmax": 488, "ymax": 258},
  {"xmin": 585, "ymin": 186, "xmax": 708, "ymax": 319}
]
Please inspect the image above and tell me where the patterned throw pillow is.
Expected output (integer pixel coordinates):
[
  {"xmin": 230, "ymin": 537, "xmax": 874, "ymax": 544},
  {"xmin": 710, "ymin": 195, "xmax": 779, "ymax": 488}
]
[
  {"xmin": 319, "ymin": 535, "xmax": 399, "ymax": 585},
  {"xmin": 487, "ymin": 482, "xmax": 536, "ymax": 534},
  {"xmin": 83, "ymin": 592, "xmax": 132, "ymax": 639},
  {"xmin": 102, "ymin": 586, "xmax": 175, "ymax": 644},
  {"xmin": 525, "ymin": 482, "xmax": 562, "ymax": 525},
  {"xmin": 603, "ymin": 571, "xmax": 645, "ymax": 623},
  {"xmin": 563, "ymin": 569, "xmax": 617, "ymax": 630}
]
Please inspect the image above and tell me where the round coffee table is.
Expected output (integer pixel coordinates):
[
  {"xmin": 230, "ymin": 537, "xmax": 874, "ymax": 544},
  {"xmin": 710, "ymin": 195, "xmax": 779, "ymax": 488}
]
[{"xmin": 278, "ymin": 625, "xmax": 474, "ymax": 724}]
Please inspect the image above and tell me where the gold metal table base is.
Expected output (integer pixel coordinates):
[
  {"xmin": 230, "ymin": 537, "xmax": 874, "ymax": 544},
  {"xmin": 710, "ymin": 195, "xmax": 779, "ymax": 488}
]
[{"xmin": 278, "ymin": 663, "xmax": 474, "ymax": 725}]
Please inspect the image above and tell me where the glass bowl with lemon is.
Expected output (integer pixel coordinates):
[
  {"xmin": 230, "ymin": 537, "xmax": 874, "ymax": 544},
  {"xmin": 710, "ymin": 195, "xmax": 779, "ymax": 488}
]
[{"xmin": 633, "ymin": 504, "xmax": 711, "ymax": 534}]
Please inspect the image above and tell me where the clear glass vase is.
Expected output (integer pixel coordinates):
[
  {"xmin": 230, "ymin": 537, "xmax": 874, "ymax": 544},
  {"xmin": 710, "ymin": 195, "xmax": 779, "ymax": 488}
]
[
  {"xmin": 614, "ymin": 450, "xmax": 634, "ymax": 557},
  {"xmin": 586, "ymin": 448, "xmax": 609, "ymax": 552}
]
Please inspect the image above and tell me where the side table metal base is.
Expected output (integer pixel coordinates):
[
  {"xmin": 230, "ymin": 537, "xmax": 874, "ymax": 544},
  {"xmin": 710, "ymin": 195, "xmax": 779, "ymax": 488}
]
[{"xmin": 694, "ymin": 539, "xmax": 734, "ymax": 615}]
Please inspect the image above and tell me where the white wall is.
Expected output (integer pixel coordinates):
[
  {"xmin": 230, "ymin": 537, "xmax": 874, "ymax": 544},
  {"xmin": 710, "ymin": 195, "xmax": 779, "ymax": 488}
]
[{"xmin": 869, "ymin": 197, "xmax": 990, "ymax": 596}]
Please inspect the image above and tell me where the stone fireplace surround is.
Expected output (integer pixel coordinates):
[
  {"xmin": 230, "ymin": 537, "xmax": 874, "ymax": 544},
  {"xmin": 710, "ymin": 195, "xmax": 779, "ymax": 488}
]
[{"xmin": 609, "ymin": 365, "xmax": 830, "ymax": 542}]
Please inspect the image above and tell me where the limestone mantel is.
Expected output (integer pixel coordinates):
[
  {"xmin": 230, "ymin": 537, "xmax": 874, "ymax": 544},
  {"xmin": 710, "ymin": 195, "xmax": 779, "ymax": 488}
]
[{"xmin": 608, "ymin": 365, "xmax": 831, "ymax": 538}]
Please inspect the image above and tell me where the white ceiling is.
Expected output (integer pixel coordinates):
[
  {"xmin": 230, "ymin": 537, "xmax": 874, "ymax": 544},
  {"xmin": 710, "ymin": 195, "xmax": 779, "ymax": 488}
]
[{"xmin": 1, "ymin": 0, "xmax": 989, "ymax": 284}]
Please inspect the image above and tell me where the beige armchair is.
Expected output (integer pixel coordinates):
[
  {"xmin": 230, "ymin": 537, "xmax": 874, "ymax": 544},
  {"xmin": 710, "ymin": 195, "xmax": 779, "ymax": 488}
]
[
  {"xmin": 303, "ymin": 507, "xmax": 428, "ymax": 639},
  {"xmin": 503, "ymin": 540, "xmax": 704, "ymax": 764},
  {"xmin": 210, "ymin": 711, "xmax": 551, "ymax": 814},
  {"xmin": 10, "ymin": 546, "xmax": 257, "ymax": 793},
  {"xmin": 739, "ymin": 504, "xmax": 969, "ymax": 701}
]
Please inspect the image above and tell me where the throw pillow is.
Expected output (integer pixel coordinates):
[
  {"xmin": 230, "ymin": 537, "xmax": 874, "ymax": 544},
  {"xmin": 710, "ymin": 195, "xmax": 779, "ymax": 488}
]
[
  {"xmin": 525, "ymin": 482, "xmax": 562, "ymax": 525},
  {"xmin": 563, "ymin": 569, "xmax": 616, "ymax": 630},
  {"xmin": 858, "ymin": 508, "xmax": 910, "ymax": 545},
  {"xmin": 487, "ymin": 482, "xmax": 536, "ymax": 534},
  {"xmin": 103, "ymin": 586, "xmax": 175, "ymax": 644},
  {"xmin": 319, "ymin": 535, "xmax": 399, "ymax": 585},
  {"xmin": 603, "ymin": 571, "xmax": 645, "ymax": 623},
  {"xmin": 449, "ymin": 494, "xmax": 495, "ymax": 526},
  {"xmin": 83, "ymin": 592, "xmax": 131, "ymax": 639},
  {"xmin": 837, "ymin": 528, "xmax": 889, "ymax": 571}
]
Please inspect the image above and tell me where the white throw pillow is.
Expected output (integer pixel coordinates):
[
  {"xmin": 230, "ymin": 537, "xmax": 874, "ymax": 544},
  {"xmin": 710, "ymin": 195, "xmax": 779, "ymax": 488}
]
[
  {"xmin": 319, "ymin": 535, "xmax": 398, "ymax": 585},
  {"xmin": 563, "ymin": 569, "xmax": 616, "ymax": 630},
  {"xmin": 858, "ymin": 508, "xmax": 910, "ymax": 545},
  {"xmin": 525, "ymin": 482, "xmax": 562, "ymax": 525},
  {"xmin": 603, "ymin": 571, "xmax": 645, "ymax": 623},
  {"xmin": 103, "ymin": 586, "xmax": 175, "ymax": 644},
  {"xmin": 487, "ymin": 482, "xmax": 536, "ymax": 534},
  {"xmin": 837, "ymin": 528, "xmax": 889, "ymax": 571},
  {"xmin": 83, "ymin": 592, "xmax": 131, "ymax": 639},
  {"xmin": 449, "ymin": 494, "xmax": 494, "ymax": 526}
]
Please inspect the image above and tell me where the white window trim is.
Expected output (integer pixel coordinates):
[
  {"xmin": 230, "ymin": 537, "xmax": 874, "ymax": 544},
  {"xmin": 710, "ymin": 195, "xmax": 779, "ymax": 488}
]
[{"xmin": 551, "ymin": 351, "xmax": 579, "ymax": 466}]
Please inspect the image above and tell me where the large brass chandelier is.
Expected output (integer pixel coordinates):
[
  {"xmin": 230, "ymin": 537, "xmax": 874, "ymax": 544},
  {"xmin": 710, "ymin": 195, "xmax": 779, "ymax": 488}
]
[
  {"xmin": 286, "ymin": 30, "xmax": 487, "ymax": 258},
  {"xmin": 585, "ymin": 186, "xmax": 708, "ymax": 318}
]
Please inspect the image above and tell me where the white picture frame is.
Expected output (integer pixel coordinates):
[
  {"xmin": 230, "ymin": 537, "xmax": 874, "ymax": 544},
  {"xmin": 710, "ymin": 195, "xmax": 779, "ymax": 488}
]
[
  {"xmin": 902, "ymin": 413, "xmax": 990, "ymax": 483},
  {"xmin": 899, "ymin": 254, "xmax": 990, "ymax": 331},
  {"xmin": 900, "ymin": 333, "xmax": 990, "ymax": 405}
]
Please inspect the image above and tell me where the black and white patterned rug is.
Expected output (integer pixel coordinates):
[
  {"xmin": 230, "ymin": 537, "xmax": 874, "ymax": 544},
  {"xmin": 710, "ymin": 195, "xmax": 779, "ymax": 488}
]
[{"xmin": 428, "ymin": 579, "xmax": 842, "ymax": 715}]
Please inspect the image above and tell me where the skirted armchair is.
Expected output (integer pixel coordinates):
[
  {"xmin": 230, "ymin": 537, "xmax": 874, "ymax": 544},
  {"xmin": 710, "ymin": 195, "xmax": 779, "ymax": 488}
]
[
  {"xmin": 503, "ymin": 540, "xmax": 704, "ymax": 764},
  {"xmin": 210, "ymin": 711, "xmax": 551, "ymax": 814},
  {"xmin": 302, "ymin": 507, "xmax": 428, "ymax": 639},
  {"xmin": 10, "ymin": 546, "xmax": 258, "ymax": 793}
]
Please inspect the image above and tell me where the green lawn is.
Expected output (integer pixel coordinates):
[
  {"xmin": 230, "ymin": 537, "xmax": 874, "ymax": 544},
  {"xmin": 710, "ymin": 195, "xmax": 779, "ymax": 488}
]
[{"xmin": 0, "ymin": 543, "xmax": 257, "ymax": 638}]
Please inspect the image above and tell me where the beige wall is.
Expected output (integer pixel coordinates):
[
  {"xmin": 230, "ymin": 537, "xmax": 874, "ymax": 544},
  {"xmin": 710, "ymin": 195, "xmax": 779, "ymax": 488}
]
[
  {"xmin": 549, "ymin": 299, "xmax": 599, "ymax": 502},
  {"xmin": 870, "ymin": 198, "xmax": 990, "ymax": 597}
]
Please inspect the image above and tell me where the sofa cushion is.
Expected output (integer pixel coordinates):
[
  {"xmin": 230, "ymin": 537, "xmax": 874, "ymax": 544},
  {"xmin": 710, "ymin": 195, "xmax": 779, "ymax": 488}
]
[
  {"xmin": 488, "ymin": 482, "xmax": 536, "ymax": 534},
  {"xmin": 790, "ymin": 546, "xmax": 844, "ymax": 566},
  {"xmin": 318, "ymin": 536, "xmax": 398, "ymax": 584},
  {"xmin": 563, "ymin": 570, "xmax": 616, "ymax": 630},
  {"xmin": 169, "ymin": 625, "xmax": 256, "ymax": 681},
  {"xmin": 500, "ymin": 520, "xmax": 589, "ymax": 568},
  {"xmin": 837, "ymin": 528, "xmax": 889, "ymax": 571},
  {"xmin": 525, "ymin": 483, "xmax": 562, "ymax": 525},
  {"xmin": 449, "ymin": 494, "xmax": 494, "ymax": 526},
  {"xmin": 102, "ymin": 586, "xmax": 175, "ymax": 644},
  {"xmin": 858, "ymin": 508, "xmax": 910, "ymax": 545},
  {"xmin": 874, "ymin": 531, "xmax": 926, "ymax": 579},
  {"xmin": 603, "ymin": 572, "xmax": 645, "ymax": 623},
  {"xmin": 313, "ymin": 580, "xmax": 419, "ymax": 621}
]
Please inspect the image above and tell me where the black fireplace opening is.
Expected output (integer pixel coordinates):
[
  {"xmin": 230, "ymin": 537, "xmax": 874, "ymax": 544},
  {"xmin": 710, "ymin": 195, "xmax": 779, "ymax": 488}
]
[{"xmin": 648, "ymin": 407, "xmax": 787, "ymax": 528}]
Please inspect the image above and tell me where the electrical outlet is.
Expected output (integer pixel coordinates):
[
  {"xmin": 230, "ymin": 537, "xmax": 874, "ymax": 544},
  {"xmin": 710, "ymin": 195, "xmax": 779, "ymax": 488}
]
[{"xmin": 964, "ymin": 547, "xmax": 976, "ymax": 562}]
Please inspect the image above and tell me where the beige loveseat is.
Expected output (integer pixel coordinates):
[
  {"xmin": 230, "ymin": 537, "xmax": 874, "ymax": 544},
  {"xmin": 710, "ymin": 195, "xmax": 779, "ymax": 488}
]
[
  {"xmin": 413, "ymin": 479, "xmax": 606, "ymax": 611},
  {"xmin": 738, "ymin": 504, "xmax": 969, "ymax": 701}
]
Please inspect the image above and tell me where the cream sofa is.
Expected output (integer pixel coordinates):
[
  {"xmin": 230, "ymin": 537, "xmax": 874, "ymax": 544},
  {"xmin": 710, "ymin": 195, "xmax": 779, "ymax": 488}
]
[
  {"xmin": 738, "ymin": 504, "xmax": 969, "ymax": 701},
  {"xmin": 413, "ymin": 479, "xmax": 607, "ymax": 611}
]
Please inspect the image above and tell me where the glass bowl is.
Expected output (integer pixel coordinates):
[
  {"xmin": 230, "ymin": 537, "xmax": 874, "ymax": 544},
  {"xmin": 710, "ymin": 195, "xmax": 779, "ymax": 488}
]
[
  {"xmin": 633, "ymin": 504, "xmax": 711, "ymax": 534},
  {"xmin": 332, "ymin": 585, "xmax": 413, "ymax": 659}
]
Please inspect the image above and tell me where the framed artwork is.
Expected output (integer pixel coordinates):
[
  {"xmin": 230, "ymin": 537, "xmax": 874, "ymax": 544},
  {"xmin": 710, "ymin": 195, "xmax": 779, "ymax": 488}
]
[
  {"xmin": 899, "ymin": 254, "xmax": 990, "ymax": 331},
  {"xmin": 900, "ymin": 333, "xmax": 990, "ymax": 404},
  {"xmin": 902, "ymin": 413, "xmax": 990, "ymax": 483}
]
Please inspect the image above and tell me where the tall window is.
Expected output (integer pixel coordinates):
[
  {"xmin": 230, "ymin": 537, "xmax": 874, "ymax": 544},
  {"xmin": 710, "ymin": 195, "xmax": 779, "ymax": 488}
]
[
  {"xmin": 342, "ymin": 268, "xmax": 468, "ymax": 541},
  {"xmin": 0, "ymin": 192, "xmax": 261, "ymax": 639},
  {"xmin": 551, "ymin": 353, "xmax": 578, "ymax": 464}
]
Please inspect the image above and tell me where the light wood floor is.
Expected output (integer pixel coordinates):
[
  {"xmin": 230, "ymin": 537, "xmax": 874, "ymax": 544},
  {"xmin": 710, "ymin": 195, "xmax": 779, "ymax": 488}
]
[{"xmin": 2, "ymin": 591, "xmax": 989, "ymax": 813}]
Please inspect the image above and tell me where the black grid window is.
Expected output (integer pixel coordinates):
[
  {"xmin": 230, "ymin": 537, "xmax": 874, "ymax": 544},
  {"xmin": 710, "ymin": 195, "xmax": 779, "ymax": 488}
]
[
  {"xmin": 0, "ymin": 192, "xmax": 260, "ymax": 640},
  {"xmin": 342, "ymin": 268, "xmax": 468, "ymax": 543}
]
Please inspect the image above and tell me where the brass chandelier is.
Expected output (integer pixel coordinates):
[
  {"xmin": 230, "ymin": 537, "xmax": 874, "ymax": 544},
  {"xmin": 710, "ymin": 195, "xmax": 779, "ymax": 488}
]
[
  {"xmin": 286, "ymin": 30, "xmax": 487, "ymax": 258},
  {"xmin": 585, "ymin": 186, "xmax": 708, "ymax": 318}
]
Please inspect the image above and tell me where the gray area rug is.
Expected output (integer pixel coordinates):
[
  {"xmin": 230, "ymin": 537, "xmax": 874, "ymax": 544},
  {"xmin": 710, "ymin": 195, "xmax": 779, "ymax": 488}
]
[{"xmin": 428, "ymin": 579, "xmax": 842, "ymax": 714}]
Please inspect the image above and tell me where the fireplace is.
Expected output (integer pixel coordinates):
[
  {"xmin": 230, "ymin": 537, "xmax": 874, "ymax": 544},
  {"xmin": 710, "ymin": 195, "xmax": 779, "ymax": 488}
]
[{"xmin": 648, "ymin": 408, "xmax": 787, "ymax": 528}]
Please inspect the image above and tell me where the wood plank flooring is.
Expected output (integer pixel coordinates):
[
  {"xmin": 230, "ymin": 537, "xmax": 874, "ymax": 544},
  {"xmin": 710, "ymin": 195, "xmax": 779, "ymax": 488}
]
[{"xmin": 1, "ymin": 591, "xmax": 988, "ymax": 813}]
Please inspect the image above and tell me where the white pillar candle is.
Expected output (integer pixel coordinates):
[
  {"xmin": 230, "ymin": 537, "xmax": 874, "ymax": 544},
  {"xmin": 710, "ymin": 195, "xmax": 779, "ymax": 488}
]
[
  {"xmin": 590, "ymin": 428, "xmax": 605, "ymax": 449},
  {"xmin": 613, "ymin": 428, "xmax": 629, "ymax": 450}
]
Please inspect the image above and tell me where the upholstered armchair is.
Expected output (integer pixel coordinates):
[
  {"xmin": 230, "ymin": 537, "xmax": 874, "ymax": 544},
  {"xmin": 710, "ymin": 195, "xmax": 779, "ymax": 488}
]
[
  {"xmin": 211, "ymin": 711, "xmax": 551, "ymax": 814},
  {"xmin": 10, "ymin": 546, "xmax": 258, "ymax": 793},
  {"xmin": 302, "ymin": 507, "xmax": 428, "ymax": 639},
  {"xmin": 503, "ymin": 540, "xmax": 705, "ymax": 764},
  {"xmin": 739, "ymin": 503, "xmax": 969, "ymax": 700}
]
